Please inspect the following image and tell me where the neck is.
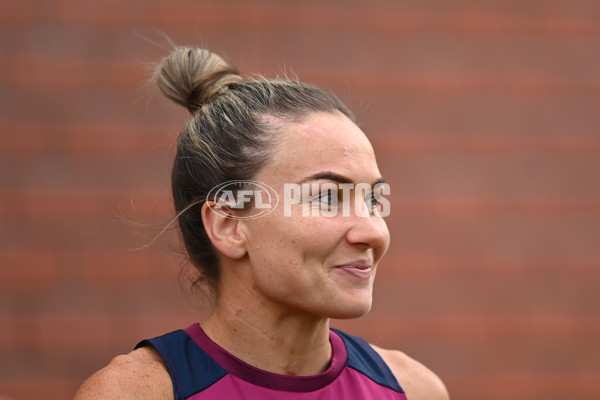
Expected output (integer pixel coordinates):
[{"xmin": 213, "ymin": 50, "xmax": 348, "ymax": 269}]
[{"xmin": 201, "ymin": 277, "xmax": 332, "ymax": 376}]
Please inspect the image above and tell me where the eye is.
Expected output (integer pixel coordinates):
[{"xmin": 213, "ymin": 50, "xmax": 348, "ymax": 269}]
[
  {"xmin": 366, "ymin": 193, "xmax": 382, "ymax": 209},
  {"xmin": 317, "ymin": 188, "xmax": 338, "ymax": 207}
]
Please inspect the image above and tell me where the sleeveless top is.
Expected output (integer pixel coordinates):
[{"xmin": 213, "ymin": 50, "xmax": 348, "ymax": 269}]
[{"xmin": 136, "ymin": 323, "xmax": 408, "ymax": 399}]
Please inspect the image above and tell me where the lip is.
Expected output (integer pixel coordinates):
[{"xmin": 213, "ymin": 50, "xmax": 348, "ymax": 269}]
[{"xmin": 335, "ymin": 260, "xmax": 373, "ymax": 280}]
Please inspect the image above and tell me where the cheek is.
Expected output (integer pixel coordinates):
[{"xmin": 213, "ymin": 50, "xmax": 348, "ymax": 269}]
[
  {"xmin": 254, "ymin": 213, "xmax": 337, "ymax": 252},
  {"xmin": 246, "ymin": 218, "xmax": 338, "ymax": 281},
  {"xmin": 248, "ymin": 212, "xmax": 390, "ymax": 269},
  {"xmin": 269, "ymin": 230, "xmax": 331, "ymax": 271},
  {"xmin": 289, "ymin": 219, "xmax": 342, "ymax": 258}
]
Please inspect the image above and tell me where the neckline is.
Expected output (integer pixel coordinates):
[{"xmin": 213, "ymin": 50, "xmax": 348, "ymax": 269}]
[{"xmin": 184, "ymin": 323, "xmax": 348, "ymax": 392}]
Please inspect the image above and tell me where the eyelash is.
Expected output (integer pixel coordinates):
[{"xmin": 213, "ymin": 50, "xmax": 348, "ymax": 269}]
[
  {"xmin": 366, "ymin": 193, "xmax": 382, "ymax": 208},
  {"xmin": 315, "ymin": 190, "xmax": 382, "ymax": 210},
  {"xmin": 317, "ymin": 189, "xmax": 337, "ymax": 207}
]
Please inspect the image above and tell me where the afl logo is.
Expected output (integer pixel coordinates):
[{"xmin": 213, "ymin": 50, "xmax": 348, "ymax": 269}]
[{"xmin": 207, "ymin": 180, "xmax": 279, "ymax": 220}]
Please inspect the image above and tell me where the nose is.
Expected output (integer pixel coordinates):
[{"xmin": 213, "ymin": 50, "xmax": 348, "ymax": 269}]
[{"xmin": 345, "ymin": 202, "xmax": 389, "ymax": 251}]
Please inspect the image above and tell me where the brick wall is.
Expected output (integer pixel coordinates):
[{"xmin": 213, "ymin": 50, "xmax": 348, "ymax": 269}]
[{"xmin": 1, "ymin": 1, "xmax": 599, "ymax": 399}]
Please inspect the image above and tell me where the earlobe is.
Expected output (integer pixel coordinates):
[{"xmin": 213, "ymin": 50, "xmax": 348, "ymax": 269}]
[{"xmin": 201, "ymin": 202, "xmax": 247, "ymax": 259}]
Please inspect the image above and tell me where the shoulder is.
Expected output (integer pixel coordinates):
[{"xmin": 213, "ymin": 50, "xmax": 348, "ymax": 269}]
[
  {"xmin": 74, "ymin": 346, "xmax": 173, "ymax": 400},
  {"xmin": 371, "ymin": 345, "xmax": 450, "ymax": 400}
]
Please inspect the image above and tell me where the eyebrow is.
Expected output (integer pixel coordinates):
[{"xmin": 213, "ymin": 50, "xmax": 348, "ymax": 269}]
[{"xmin": 297, "ymin": 171, "xmax": 385, "ymax": 187}]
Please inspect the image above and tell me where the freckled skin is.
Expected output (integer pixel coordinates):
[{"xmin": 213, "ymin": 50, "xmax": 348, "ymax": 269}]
[{"xmin": 237, "ymin": 112, "xmax": 390, "ymax": 320}]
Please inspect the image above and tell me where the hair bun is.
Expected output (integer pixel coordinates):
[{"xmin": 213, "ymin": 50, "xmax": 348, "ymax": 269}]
[{"xmin": 155, "ymin": 47, "xmax": 243, "ymax": 112}]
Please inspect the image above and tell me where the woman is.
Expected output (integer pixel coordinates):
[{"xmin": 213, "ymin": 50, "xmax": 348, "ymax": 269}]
[{"xmin": 75, "ymin": 47, "xmax": 449, "ymax": 400}]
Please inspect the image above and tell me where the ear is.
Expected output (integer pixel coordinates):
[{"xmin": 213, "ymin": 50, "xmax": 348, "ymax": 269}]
[{"xmin": 201, "ymin": 202, "xmax": 247, "ymax": 259}]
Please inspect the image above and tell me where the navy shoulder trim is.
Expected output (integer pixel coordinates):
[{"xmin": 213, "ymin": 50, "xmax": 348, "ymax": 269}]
[
  {"xmin": 136, "ymin": 330, "xmax": 228, "ymax": 400},
  {"xmin": 332, "ymin": 329, "xmax": 405, "ymax": 394}
]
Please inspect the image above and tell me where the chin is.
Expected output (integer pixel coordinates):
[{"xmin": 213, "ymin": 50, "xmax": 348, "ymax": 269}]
[{"xmin": 326, "ymin": 300, "xmax": 373, "ymax": 320}]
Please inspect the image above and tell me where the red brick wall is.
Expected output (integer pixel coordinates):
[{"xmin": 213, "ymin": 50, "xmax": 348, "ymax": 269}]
[{"xmin": 1, "ymin": 1, "xmax": 599, "ymax": 399}]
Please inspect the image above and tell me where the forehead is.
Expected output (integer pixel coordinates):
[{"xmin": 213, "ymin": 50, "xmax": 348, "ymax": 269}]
[{"xmin": 260, "ymin": 112, "xmax": 380, "ymax": 183}]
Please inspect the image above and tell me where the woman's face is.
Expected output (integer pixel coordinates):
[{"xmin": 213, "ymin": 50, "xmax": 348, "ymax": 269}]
[{"xmin": 239, "ymin": 112, "xmax": 390, "ymax": 319}]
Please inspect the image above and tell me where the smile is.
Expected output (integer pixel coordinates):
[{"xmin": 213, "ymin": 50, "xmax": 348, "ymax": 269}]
[{"xmin": 335, "ymin": 260, "xmax": 373, "ymax": 280}]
